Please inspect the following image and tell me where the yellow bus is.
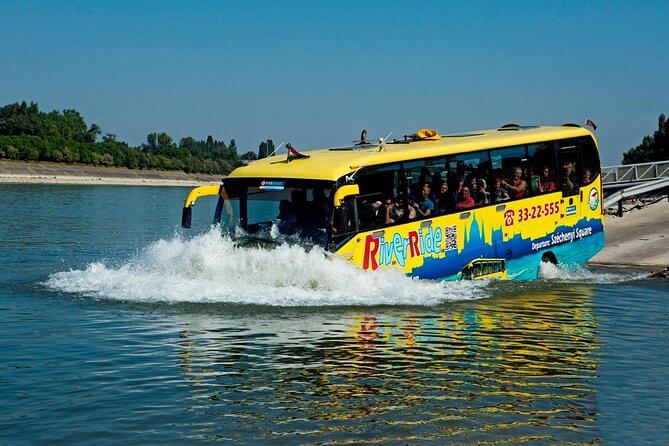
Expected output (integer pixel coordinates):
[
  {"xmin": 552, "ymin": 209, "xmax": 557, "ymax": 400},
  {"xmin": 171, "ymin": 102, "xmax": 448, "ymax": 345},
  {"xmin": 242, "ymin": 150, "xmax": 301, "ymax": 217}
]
[{"xmin": 182, "ymin": 124, "xmax": 604, "ymax": 280}]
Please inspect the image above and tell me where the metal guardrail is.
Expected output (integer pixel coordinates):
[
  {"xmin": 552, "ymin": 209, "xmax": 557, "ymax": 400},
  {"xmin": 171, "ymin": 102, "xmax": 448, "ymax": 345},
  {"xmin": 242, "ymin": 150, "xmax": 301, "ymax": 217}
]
[
  {"xmin": 603, "ymin": 177, "xmax": 669, "ymax": 216},
  {"xmin": 601, "ymin": 161, "xmax": 669, "ymax": 185}
]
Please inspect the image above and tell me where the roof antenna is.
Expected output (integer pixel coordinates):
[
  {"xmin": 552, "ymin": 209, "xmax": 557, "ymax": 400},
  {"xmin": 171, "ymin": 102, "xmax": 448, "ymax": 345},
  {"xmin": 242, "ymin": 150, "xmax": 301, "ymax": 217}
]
[
  {"xmin": 267, "ymin": 141, "xmax": 286, "ymax": 157},
  {"xmin": 346, "ymin": 130, "xmax": 394, "ymax": 182},
  {"xmin": 376, "ymin": 131, "xmax": 393, "ymax": 152}
]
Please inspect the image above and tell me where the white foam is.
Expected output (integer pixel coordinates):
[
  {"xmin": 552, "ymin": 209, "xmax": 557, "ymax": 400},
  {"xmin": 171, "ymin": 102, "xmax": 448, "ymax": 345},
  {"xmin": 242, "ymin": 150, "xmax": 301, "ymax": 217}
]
[
  {"xmin": 44, "ymin": 227, "xmax": 486, "ymax": 306},
  {"xmin": 537, "ymin": 260, "xmax": 645, "ymax": 283}
]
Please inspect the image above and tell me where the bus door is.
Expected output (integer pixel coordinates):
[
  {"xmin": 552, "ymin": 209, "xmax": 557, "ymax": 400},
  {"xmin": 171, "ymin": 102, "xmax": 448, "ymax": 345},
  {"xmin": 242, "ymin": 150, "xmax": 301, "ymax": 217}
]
[{"xmin": 556, "ymin": 139, "xmax": 581, "ymax": 219}]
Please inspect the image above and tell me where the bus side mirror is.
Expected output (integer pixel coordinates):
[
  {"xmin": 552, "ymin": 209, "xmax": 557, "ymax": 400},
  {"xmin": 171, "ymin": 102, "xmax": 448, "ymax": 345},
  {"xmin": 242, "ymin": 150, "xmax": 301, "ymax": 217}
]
[
  {"xmin": 181, "ymin": 184, "xmax": 222, "ymax": 228},
  {"xmin": 333, "ymin": 184, "xmax": 360, "ymax": 206},
  {"xmin": 182, "ymin": 206, "xmax": 192, "ymax": 228}
]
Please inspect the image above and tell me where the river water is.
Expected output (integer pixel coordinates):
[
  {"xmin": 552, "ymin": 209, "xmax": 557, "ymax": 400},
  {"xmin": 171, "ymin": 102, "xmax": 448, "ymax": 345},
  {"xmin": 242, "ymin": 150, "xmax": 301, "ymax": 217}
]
[{"xmin": 1, "ymin": 184, "xmax": 668, "ymax": 445}]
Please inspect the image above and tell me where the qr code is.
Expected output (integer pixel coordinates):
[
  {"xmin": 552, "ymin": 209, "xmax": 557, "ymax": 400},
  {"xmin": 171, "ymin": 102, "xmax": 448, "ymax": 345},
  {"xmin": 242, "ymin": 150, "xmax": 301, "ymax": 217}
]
[{"xmin": 444, "ymin": 225, "xmax": 458, "ymax": 251}]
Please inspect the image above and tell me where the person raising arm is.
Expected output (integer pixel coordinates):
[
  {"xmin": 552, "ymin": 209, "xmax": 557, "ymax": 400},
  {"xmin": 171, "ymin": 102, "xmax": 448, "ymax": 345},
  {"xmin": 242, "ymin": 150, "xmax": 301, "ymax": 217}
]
[
  {"xmin": 501, "ymin": 167, "xmax": 527, "ymax": 199},
  {"xmin": 412, "ymin": 184, "xmax": 435, "ymax": 218}
]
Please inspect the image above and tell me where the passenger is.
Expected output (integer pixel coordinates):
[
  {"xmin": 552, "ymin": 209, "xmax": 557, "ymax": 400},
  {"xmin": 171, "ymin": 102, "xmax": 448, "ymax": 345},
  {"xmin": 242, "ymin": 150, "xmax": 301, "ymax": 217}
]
[
  {"xmin": 383, "ymin": 197, "xmax": 395, "ymax": 225},
  {"xmin": 424, "ymin": 182, "xmax": 438, "ymax": 206},
  {"xmin": 332, "ymin": 205, "xmax": 349, "ymax": 234},
  {"xmin": 383, "ymin": 196, "xmax": 404, "ymax": 225},
  {"xmin": 276, "ymin": 199, "xmax": 298, "ymax": 235},
  {"xmin": 359, "ymin": 199, "xmax": 384, "ymax": 228},
  {"xmin": 310, "ymin": 199, "xmax": 329, "ymax": 245},
  {"xmin": 456, "ymin": 186, "xmax": 476, "ymax": 210},
  {"xmin": 431, "ymin": 178, "xmax": 443, "ymax": 210},
  {"xmin": 453, "ymin": 175, "xmax": 464, "ymax": 195},
  {"xmin": 469, "ymin": 176, "xmax": 478, "ymax": 193},
  {"xmin": 492, "ymin": 176, "xmax": 510, "ymax": 202},
  {"xmin": 290, "ymin": 189, "xmax": 307, "ymax": 225},
  {"xmin": 526, "ymin": 168, "xmax": 541, "ymax": 195},
  {"xmin": 411, "ymin": 184, "xmax": 435, "ymax": 218},
  {"xmin": 437, "ymin": 182, "xmax": 454, "ymax": 214},
  {"xmin": 397, "ymin": 197, "xmax": 416, "ymax": 220},
  {"xmin": 538, "ymin": 166, "xmax": 556, "ymax": 192},
  {"xmin": 446, "ymin": 175, "xmax": 462, "ymax": 210},
  {"xmin": 582, "ymin": 168, "xmax": 591, "ymax": 185},
  {"xmin": 501, "ymin": 167, "xmax": 527, "ymax": 199},
  {"xmin": 474, "ymin": 179, "xmax": 490, "ymax": 205},
  {"xmin": 562, "ymin": 161, "xmax": 578, "ymax": 191},
  {"xmin": 299, "ymin": 192, "xmax": 329, "ymax": 243}
]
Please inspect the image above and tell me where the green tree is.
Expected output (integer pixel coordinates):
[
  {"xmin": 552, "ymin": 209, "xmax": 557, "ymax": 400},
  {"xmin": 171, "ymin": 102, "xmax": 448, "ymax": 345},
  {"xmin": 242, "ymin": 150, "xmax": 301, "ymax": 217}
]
[
  {"xmin": 622, "ymin": 113, "xmax": 669, "ymax": 164},
  {"xmin": 241, "ymin": 150, "xmax": 257, "ymax": 161},
  {"xmin": 86, "ymin": 124, "xmax": 101, "ymax": 142},
  {"xmin": 0, "ymin": 101, "xmax": 245, "ymax": 175}
]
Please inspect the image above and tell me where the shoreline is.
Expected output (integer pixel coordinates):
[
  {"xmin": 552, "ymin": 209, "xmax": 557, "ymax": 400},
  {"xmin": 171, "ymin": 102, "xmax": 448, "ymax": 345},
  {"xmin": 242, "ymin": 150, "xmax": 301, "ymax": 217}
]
[
  {"xmin": 588, "ymin": 200, "xmax": 668, "ymax": 271},
  {"xmin": 0, "ymin": 173, "xmax": 212, "ymax": 187},
  {"xmin": 0, "ymin": 159, "xmax": 220, "ymax": 187}
]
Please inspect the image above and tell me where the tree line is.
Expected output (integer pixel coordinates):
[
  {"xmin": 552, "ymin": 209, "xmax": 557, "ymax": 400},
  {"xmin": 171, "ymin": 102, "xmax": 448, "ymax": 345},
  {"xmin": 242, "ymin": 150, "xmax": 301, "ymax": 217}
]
[
  {"xmin": 622, "ymin": 113, "xmax": 668, "ymax": 164},
  {"xmin": 0, "ymin": 101, "xmax": 260, "ymax": 175}
]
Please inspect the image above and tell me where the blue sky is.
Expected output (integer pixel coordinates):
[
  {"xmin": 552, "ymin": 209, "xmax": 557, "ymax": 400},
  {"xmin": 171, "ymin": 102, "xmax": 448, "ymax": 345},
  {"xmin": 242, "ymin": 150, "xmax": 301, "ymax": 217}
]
[{"xmin": 1, "ymin": 0, "xmax": 667, "ymax": 165}]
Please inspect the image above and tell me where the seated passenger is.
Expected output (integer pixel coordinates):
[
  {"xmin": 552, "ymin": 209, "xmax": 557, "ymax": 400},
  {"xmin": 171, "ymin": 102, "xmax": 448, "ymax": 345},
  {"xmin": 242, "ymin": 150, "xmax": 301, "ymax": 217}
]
[
  {"xmin": 332, "ymin": 205, "xmax": 349, "ymax": 234},
  {"xmin": 437, "ymin": 182, "xmax": 454, "ymax": 214},
  {"xmin": 469, "ymin": 176, "xmax": 478, "ymax": 193},
  {"xmin": 308, "ymin": 198, "xmax": 329, "ymax": 245},
  {"xmin": 456, "ymin": 187, "xmax": 476, "ymax": 209},
  {"xmin": 538, "ymin": 166, "xmax": 556, "ymax": 192},
  {"xmin": 455, "ymin": 176, "xmax": 464, "ymax": 195},
  {"xmin": 399, "ymin": 198, "xmax": 416, "ymax": 220},
  {"xmin": 411, "ymin": 184, "xmax": 435, "ymax": 218},
  {"xmin": 492, "ymin": 176, "xmax": 510, "ymax": 202},
  {"xmin": 582, "ymin": 168, "xmax": 591, "ymax": 185},
  {"xmin": 276, "ymin": 199, "xmax": 298, "ymax": 235},
  {"xmin": 562, "ymin": 161, "xmax": 578, "ymax": 191},
  {"xmin": 501, "ymin": 167, "xmax": 527, "ymax": 199},
  {"xmin": 290, "ymin": 189, "xmax": 307, "ymax": 225},
  {"xmin": 527, "ymin": 168, "xmax": 541, "ymax": 195},
  {"xmin": 424, "ymin": 182, "xmax": 438, "ymax": 205},
  {"xmin": 359, "ymin": 199, "xmax": 383, "ymax": 228},
  {"xmin": 383, "ymin": 196, "xmax": 404, "ymax": 224},
  {"xmin": 474, "ymin": 179, "xmax": 490, "ymax": 205}
]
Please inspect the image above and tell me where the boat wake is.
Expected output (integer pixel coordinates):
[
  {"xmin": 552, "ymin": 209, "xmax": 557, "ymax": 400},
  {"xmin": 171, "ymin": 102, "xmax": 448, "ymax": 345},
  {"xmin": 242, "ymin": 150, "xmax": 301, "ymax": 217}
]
[
  {"xmin": 44, "ymin": 227, "xmax": 487, "ymax": 306},
  {"xmin": 537, "ymin": 260, "xmax": 645, "ymax": 283}
]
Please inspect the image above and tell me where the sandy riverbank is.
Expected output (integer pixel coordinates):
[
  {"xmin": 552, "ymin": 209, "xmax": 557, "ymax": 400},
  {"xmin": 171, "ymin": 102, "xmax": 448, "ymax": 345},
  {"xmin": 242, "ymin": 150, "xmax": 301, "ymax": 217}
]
[
  {"xmin": 0, "ymin": 160, "xmax": 220, "ymax": 187},
  {"xmin": 589, "ymin": 200, "xmax": 669, "ymax": 270},
  {"xmin": 0, "ymin": 174, "xmax": 213, "ymax": 187}
]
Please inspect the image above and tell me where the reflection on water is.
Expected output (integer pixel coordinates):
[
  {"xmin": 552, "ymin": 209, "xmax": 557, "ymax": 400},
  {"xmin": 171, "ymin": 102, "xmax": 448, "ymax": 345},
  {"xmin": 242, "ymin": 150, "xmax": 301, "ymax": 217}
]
[
  {"xmin": 2, "ymin": 185, "xmax": 668, "ymax": 445},
  {"xmin": 169, "ymin": 286, "xmax": 600, "ymax": 443}
]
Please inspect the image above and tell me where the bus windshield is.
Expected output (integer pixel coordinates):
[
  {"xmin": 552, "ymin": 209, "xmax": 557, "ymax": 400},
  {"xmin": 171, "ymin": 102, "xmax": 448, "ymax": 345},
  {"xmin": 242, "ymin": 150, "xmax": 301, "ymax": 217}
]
[{"xmin": 218, "ymin": 179, "xmax": 335, "ymax": 247}]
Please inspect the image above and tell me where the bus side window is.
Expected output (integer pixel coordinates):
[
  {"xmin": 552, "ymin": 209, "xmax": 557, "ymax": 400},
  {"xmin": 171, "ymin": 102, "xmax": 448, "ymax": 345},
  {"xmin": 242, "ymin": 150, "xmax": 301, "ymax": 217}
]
[
  {"xmin": 490, "ymin": 145, "xmax": 528, "ymax": 201},
  {"xmin": 447, "ymin": 151, "xmax": 491, "ymax": 210},
  {"xmin": 424, "ymin": 157, "xmax": 448, "ymax": 214},
  {"xmin": 556, "ymin": 138, "xmax": 581, "ymax": 196},
  {"xmin": 579, "ymin": 136, "xmax": 600, "ymax": 186},
  {"xmin": 354, "ymin": 164, "xmax": 403, "ymax": 230},
  {"xmin": 528, "ymin": 142, "xmax": 558, "ymax": 195},
  {"xmin": 333, "ymin": 197, "xmax": 354, "ymax": 234}
]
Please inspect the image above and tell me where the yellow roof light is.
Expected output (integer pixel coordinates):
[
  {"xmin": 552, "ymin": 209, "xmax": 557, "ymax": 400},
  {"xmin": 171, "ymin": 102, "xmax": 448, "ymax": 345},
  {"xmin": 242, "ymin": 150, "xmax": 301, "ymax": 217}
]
[{"xmin": 415, "ymin": 128, "xmax": 441, "ymax": 140}]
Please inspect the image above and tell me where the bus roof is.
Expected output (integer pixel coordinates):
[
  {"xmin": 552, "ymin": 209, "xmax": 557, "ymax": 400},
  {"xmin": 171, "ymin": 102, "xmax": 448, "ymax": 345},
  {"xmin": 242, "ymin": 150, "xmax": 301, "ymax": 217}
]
[{"xmin": 227, "ymin": 125, "xmax": 596, "ymax": 182}]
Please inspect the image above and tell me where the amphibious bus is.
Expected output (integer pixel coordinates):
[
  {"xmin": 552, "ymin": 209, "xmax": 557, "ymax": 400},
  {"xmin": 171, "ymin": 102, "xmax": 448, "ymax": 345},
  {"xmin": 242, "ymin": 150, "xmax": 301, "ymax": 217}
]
[{"xmin": 181, "ymin": 124, "xmax": 604, "ymax": 280}]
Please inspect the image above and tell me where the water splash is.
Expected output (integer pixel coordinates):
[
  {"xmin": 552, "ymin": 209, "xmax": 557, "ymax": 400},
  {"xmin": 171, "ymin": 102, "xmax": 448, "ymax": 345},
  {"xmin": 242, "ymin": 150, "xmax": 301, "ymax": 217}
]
[
  {"xmin": 537, "ymin": 260, "xmax": 645, "ymax": 283},
  {"xmin": 44, "ymin": 227, "xmax": 486, "ymax": 306}
]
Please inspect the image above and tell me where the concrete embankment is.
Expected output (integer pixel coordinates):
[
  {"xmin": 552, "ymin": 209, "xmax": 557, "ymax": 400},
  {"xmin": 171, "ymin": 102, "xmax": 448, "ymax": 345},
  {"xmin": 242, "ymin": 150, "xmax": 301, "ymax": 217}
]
[
  {"xmin": 0, "ymin": 160, "xmax": 220, "ymax": 187},
  {"xmin": 589, "ymin": 200, "xmax": 669, "ymax": 270}
]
